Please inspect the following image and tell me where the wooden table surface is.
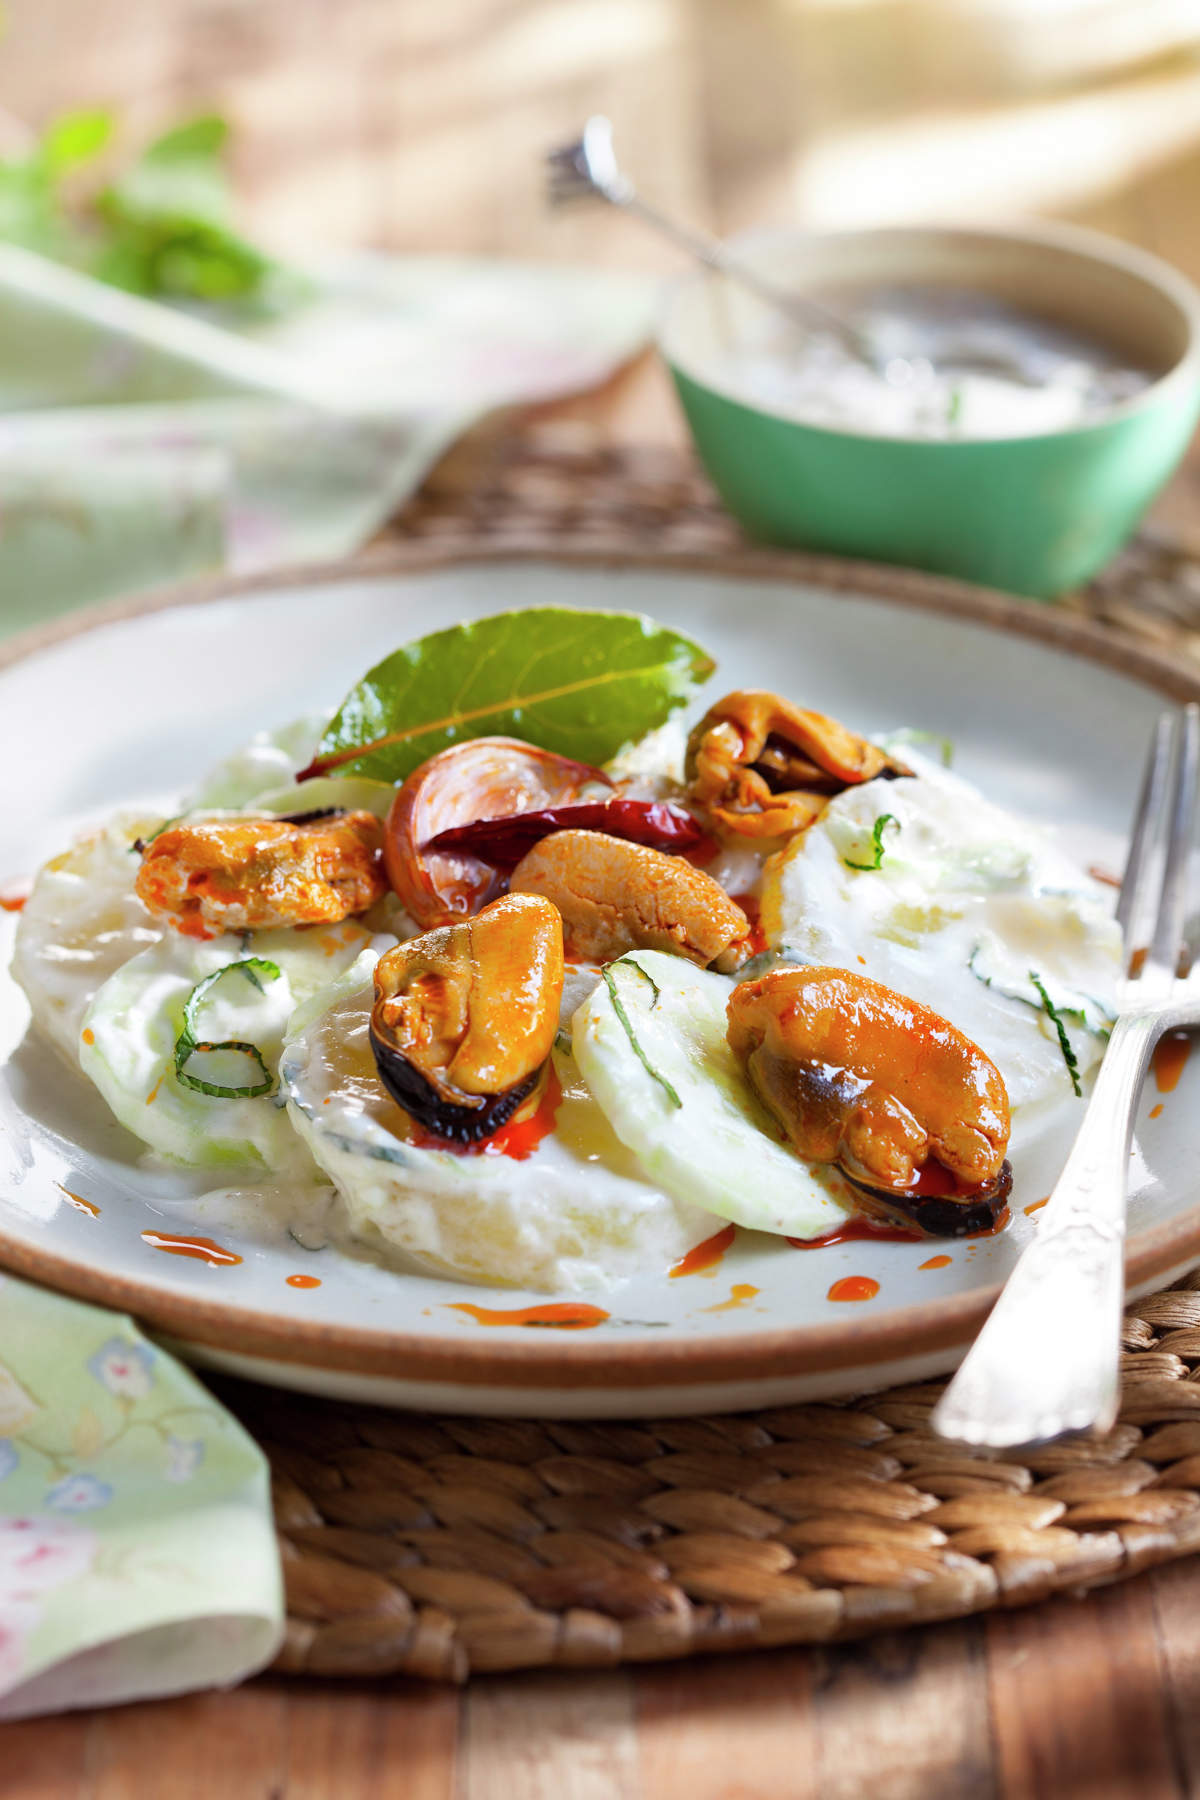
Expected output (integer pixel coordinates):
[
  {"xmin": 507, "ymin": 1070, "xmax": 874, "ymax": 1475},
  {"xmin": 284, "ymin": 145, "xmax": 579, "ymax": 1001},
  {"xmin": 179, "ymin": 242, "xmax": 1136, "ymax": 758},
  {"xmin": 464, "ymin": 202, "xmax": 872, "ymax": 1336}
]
[
  {"xmin": 7, "ymin": 4, "xmax": 1200, "ymax": 1792},
  {"xmin": 6, "ymin": 1555, "xmax": 1200, "ymax": 1799}
]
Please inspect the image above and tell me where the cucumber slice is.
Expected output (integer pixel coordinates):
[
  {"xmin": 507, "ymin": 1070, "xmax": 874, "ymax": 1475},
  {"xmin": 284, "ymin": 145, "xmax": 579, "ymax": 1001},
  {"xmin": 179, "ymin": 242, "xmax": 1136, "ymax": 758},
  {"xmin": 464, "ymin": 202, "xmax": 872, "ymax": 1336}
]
[
  {"xmin": 189, "ymin": 714, "xmax": 326, "ymax": 810},
  {"xmin": 250, "ymin": 775, "xmax": 396, "ymax": 820},
  {"xmin": 572, "ymin": 951, "xmax": 853, "ymax": 1240},
  {"xmin": 80, "ymin": 920, "xmax": 373, "ymax": 1170},
  {"xmin": 12, "ymin": 815, "xmax": 163, "ymax": 1064}
]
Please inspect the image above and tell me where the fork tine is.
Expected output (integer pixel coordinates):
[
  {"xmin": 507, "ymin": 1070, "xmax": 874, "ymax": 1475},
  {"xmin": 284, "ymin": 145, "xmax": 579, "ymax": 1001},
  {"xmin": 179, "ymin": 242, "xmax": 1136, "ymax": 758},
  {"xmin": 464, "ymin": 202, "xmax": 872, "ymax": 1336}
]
[
  {"xmin": 545, "ymin": 146, "xmax": 599, "ymax": 207},
  {"xmin": 1144, "ymin": 703, "xmax": 1200, "ymax": 990},
  {"xmin": 1115, "ymin": 710, "xmax": 1173, "ymax": 949}
]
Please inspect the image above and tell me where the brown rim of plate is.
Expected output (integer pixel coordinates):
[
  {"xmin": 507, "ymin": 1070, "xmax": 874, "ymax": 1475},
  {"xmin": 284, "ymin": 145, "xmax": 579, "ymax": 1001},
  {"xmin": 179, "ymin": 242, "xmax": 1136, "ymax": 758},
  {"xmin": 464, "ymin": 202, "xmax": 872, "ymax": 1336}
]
[{"xmin": 3, "ymin": 535, "xmax": 1199, "ymax": 1391}]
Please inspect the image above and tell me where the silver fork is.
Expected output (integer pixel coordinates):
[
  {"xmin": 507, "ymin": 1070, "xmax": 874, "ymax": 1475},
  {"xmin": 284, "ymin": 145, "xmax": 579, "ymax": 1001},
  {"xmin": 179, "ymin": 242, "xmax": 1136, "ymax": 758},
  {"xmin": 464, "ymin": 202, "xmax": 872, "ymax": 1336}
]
[
  {"xmin": 545, "ymin": 115, "xmax": 874, "ymax": 361},
  {"xmin": 546, "ymin": 116, "xmax": 1041, "ymax": 385},
  {"xmin": 933, "ymin": 704, "xmax": 1200, "ymax": 1449}
]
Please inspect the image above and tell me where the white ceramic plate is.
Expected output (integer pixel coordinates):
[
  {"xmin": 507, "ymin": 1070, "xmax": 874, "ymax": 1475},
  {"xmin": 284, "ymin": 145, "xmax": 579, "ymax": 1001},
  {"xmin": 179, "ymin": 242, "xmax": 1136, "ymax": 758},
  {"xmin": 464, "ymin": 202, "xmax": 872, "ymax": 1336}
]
[{"xmin": 3, "ymin": 544, "xmax": 1199, "ymax": 1418}]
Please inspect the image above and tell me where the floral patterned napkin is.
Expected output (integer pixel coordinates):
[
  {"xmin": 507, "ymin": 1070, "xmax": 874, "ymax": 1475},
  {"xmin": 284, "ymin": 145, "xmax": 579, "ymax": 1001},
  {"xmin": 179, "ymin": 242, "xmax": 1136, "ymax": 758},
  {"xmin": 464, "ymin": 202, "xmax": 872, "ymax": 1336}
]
[
  {"xmin": 0, "ymin": 243, "xmax": 658, "ymax": 634},
  {"xmin": 0, "ymin": 1273, "xmax": 281, "ymax": 1719}
]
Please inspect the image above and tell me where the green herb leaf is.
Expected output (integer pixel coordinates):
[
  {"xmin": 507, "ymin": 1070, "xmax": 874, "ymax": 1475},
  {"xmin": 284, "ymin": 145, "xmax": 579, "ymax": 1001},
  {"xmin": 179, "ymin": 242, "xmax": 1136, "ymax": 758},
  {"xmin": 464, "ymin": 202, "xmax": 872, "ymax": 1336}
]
[
  {"xmin": 1029, "ymin": 968, "xmax": 1083, "ymax": 1097},
  {"xmin": 0, "ymin": 106, "xmax": 303, "ymax": 313},
  {"xmin": 301, "ymin": 608, "xmax": 716, "ymax": 784},
  {"xmin": 173, "ymin": 957, "xmax": 282, "ymax": 1099},
  {"xmin": 140, "ymin": 115, "xmax": 229, "ymax": 163},
  {"xmin": 41, "ymin": 109, "xmax": 114, "ymax": 174},
  {"xmin": 95, "ymin": 113, "xmax": 297, "ymax": 308},
  {"xmin": 601, "ymin": 963, "xmax": 681, "ymax": 1109},
  {"xmin": 844, "ymin": 813, "xmax": 899, "ymax": 872}
]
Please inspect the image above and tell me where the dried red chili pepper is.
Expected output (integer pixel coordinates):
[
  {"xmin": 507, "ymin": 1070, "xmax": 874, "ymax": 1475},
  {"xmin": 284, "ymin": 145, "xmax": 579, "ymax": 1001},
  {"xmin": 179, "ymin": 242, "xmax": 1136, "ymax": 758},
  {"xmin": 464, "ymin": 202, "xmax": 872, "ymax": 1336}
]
[{"xmin": 425, "ymin": 798, "xmax": 707, "ymax": 869}]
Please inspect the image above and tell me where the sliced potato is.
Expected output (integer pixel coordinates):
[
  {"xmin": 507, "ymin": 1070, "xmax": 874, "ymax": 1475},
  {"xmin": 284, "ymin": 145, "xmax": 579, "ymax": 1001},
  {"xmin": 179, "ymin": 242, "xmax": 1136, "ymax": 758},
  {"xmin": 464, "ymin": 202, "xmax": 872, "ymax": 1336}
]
[{"xmin": 280, "ymin": 952, "xmax": 712, "ymax": 1291}]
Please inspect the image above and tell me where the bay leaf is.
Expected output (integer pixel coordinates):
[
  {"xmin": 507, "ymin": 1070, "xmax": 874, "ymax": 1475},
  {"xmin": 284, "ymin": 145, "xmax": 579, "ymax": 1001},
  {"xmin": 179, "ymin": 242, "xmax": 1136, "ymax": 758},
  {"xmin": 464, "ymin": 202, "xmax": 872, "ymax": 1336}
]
[{"xmin": 298, "ymin": 607, "xmax": 716, "ymax": 784}]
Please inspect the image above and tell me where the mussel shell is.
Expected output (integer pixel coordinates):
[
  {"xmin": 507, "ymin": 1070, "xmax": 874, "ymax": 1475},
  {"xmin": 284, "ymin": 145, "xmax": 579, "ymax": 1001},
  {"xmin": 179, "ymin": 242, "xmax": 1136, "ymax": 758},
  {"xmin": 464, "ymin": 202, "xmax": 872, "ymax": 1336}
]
[
  {"xmin": 842, "ymin": 1159, "xmax": 1013, "ymax": 1238},
  {"xmin": 369, "ymin": 1027, "xmax": 541, "ymax": 1145},
  {"xmin": 275, "ymin": 807, "xmax": 348, "ymax": 826}
]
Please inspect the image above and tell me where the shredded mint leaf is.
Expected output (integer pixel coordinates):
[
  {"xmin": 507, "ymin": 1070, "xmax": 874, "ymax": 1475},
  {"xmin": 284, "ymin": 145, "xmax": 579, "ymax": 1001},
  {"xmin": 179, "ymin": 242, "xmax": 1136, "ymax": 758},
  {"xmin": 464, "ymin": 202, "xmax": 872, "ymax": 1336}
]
[
  {"xmin": 601, "ymin": 964, "xmax": 681, "ymax": 1109},
  {"xmin": 173, "ymin": 957, "xmax": 282, "ymax": 1099},
  {"xmin": 969, "ymin": 944, "xmax": 1112, "ymax": 1044},
  {"xmin": 302, "ymin": 608, "xmax": 716, "ymax": 785},
  {"xmin": 844, "ymin": 813, "xmax": 899, "ymax": 872},
  {"xmin": 1029, "ymin": 968, "xmax": 1083, "ymax": 1097},
  {"xmin": 615, "ymin": 954, "xmax": 662, "ymax": 1008}
]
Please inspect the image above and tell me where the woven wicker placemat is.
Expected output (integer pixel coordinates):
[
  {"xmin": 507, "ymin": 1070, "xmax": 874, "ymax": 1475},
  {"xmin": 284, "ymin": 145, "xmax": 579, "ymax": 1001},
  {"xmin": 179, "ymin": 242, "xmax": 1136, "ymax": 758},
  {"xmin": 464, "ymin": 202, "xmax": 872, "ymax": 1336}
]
[
  {"xmin": 388, "ymin": 420, "xmax": 1200, "ymax": 666},
  {"xmin": 234, "ymin": 426, "xmax": 1200, "ymax": 1683},
  {"xmin": 226, "ymin": 1270, "xmax": 1200, "ymax": 1684}
]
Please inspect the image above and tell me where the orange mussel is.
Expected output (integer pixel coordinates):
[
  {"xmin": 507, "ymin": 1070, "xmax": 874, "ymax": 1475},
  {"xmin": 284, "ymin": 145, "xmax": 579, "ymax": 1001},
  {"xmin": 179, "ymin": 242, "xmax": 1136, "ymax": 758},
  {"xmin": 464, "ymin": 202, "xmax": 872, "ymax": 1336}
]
[
  {"xmin": 135, "ymin": 809, "xmax": 385, "ymax": 938},
  {"xmin": 369, "ymin": 892, "xmax": 564, "ymax": 1144},
  {"xmin": 727, "ymin": 966, "xmax": 1012, "ymax": 1237},
  {"xmin": 686, "ymin": 689, "xmax": 909, "ymax": 840}
]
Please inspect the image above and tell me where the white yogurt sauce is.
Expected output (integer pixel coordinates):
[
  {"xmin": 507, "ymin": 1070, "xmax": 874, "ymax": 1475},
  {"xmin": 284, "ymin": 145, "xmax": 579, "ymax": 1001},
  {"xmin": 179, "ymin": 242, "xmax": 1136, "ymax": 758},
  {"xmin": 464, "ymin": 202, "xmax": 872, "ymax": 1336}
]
[{"xmin": 708, "ymin": 285, "xmax": 1152, "ymax": 441}]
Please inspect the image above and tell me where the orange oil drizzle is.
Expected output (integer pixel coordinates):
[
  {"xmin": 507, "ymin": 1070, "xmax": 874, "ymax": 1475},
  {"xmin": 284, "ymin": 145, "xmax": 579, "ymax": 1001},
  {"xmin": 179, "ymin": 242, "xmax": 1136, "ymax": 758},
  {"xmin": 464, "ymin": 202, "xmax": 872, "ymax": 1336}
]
[
  {"xmin": 141, "ymin": 1231, "xmax": 243, "ymax": 1267},
  {"xmin": 411, "ymin": 1065, "xmax": 562, "ymax": 1161},
  {"xmin": 1153, "ymin": 1031, "xmax": 1192, "ymax": 1094},
  {"xmin": 484, "ymin": 1065, "xmax": 563, "ymax": 1160},
  {"xmin": 704, "ymin": 1283, "xmax": 760, "ymax": 1313},
  {"xmin": 1151, "ymin": 1102, "xmax": 1164, "ymax": 1120},
  {"xmin": 670, "ymin": 1223, "xmax": 737, "ymax": 1277},
  {"xmin": 1024, "ymin": 1197, "xmax": 1049, "ymax": 1216},
  {"xmin": 56, "ymin": 1185, "xmax": 99, "ymax": 1217},
  {"xmin": 827, "ymin": 1275, "xmax": 880, "ymax": 1303},
  {"xmin": 919, "ymin": 1254, "xmax": 952, "ymax": 1270},
  {"xmin": 81, "ymin": 1028, "xmax": 95, "ymax": 1046},
  {"xmin": 449, "ymin": 1301, "xmax": 609, "ymax": 1330},
  {"xmin": 0, "ymin": 877, "xmax": 30, "ymax": 912},
  {"xmin": 286, "ymin": 1274, "xmax": 322, "ymax": 1289}
]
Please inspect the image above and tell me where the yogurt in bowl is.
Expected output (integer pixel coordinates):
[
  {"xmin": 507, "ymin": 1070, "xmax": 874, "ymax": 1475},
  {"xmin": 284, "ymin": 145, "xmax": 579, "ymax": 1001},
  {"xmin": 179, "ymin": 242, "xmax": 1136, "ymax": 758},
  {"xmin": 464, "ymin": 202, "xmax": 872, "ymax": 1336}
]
[
  {"xmin": 710, "ymin": 284, "xmax": 1153, "ymax": 443},
  {"xmin": 659, "ymin": 222, "xmax": 1200, "ymax": 597}
]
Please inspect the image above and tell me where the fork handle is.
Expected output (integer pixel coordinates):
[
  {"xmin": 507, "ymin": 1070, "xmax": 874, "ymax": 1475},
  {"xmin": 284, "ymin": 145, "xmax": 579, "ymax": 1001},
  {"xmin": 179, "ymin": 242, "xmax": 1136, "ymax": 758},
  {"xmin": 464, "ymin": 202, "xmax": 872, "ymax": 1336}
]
[
  {"xmin": 932, "ymin": 1011, "xmax": 1162, "ymax": 1449},
  {"xmin": 616, "ymin": 195, "xmax": 873, "ymax": 359}
]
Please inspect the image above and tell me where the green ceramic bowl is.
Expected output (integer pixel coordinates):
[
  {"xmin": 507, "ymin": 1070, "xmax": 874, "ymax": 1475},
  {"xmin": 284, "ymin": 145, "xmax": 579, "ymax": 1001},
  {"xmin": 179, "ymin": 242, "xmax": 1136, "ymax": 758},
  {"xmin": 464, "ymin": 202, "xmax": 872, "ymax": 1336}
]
[{"xmin": 659, "ymin": 222, "xmax": 1200, "ymax": 599}]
